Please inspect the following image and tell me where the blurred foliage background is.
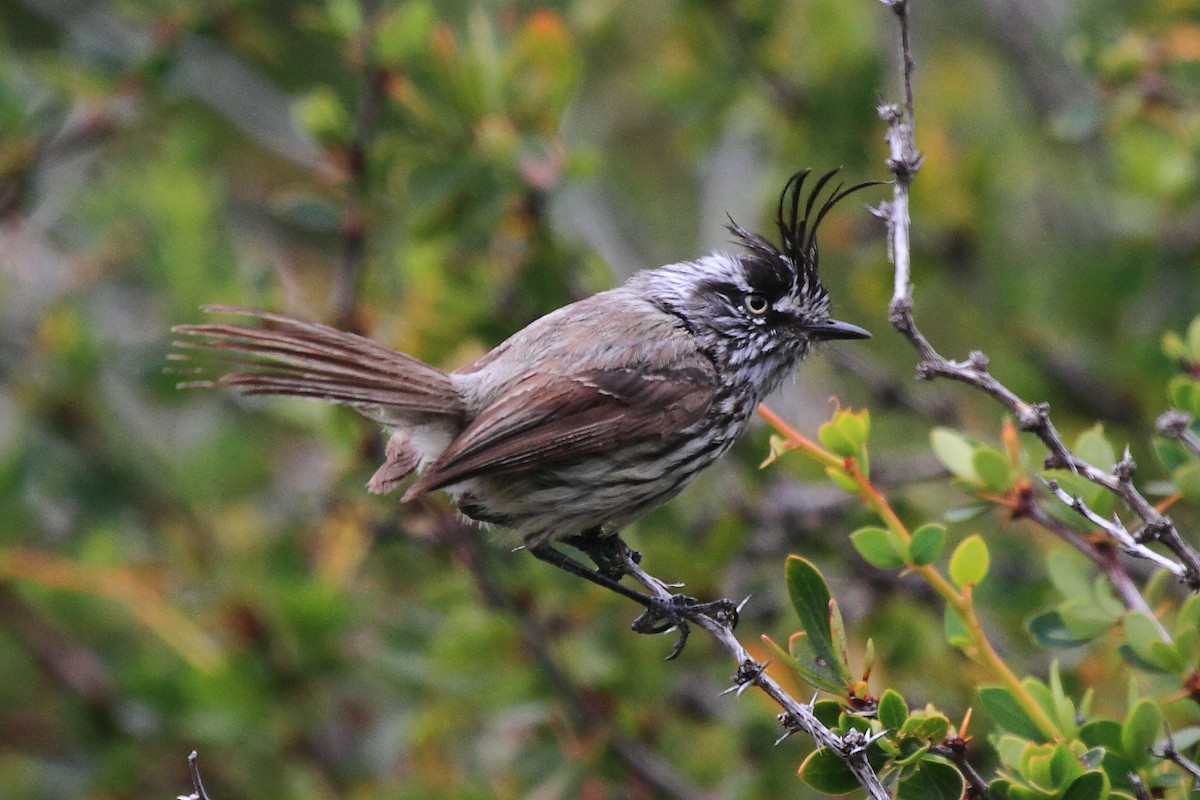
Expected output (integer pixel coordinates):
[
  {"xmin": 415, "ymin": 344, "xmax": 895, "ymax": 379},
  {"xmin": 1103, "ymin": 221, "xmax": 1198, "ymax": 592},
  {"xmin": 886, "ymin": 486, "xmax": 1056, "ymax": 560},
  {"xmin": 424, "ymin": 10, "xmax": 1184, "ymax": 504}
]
[{"xmin": 1, "ymin": 0, "xmax": 1198, "ymax": 797}]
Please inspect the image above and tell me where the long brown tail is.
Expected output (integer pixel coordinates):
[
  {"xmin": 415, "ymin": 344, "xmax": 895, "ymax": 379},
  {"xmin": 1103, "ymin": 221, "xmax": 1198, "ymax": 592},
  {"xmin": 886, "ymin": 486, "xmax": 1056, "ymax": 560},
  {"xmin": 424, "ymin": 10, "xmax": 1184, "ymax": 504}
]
[{"xmin": 169, "ymin": 305, "xmax": 463, "ymax": 419}]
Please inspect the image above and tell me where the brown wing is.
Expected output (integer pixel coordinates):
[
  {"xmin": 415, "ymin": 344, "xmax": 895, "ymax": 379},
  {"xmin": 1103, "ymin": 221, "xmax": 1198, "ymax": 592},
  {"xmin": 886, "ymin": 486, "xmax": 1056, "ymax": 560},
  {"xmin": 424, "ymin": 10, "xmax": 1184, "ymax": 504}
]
[{"xmin": 402, "ymin": 363, "xmax": 716, "ymax": 500}]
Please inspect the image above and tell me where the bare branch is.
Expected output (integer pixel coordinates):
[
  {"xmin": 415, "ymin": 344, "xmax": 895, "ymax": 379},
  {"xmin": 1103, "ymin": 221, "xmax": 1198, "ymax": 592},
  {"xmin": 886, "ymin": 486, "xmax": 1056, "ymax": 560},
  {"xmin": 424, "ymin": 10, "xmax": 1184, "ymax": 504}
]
[
  {"xmin": 875, "ymin": 0, "xmax": 1200, "ymax": 590},
  {"xmin": 1154, "ymin": 724, "xmax": 1200, "ymax": 793},
  {"xmin": 1157, "ymin": 408, "xmax": 1200, "ymax": 460},
  {"xmin": 616, "ymin": 549, "xmax": 891, "ymax": 800},
  {"xmin": 1042, "ymin": 479, "xmax": 1186, "ymax": 579}
]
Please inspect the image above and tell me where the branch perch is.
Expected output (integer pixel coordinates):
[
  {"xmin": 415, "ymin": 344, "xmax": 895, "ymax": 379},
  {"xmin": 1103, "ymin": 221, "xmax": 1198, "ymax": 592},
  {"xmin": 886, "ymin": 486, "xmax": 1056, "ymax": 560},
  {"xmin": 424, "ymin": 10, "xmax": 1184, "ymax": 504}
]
[{"xmin": 874, "ymin": 0, "xmax": 1200, "ymax": 591}]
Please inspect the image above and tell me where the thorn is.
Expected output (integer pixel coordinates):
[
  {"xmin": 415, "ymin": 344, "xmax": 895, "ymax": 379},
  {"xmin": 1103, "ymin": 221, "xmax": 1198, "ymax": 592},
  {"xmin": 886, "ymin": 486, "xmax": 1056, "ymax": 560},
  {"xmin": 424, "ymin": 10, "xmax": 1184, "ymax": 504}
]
[
  {"xmin": 736, "ymin": 594, "xmax": 753, "ymax": 614},
  {"xmin": 866, "ymin": 728, "xmax": 891, "ymax": 744},
  {"xmin": 774, "ymin": 728, "xmax": 798, "ymax": 746}
]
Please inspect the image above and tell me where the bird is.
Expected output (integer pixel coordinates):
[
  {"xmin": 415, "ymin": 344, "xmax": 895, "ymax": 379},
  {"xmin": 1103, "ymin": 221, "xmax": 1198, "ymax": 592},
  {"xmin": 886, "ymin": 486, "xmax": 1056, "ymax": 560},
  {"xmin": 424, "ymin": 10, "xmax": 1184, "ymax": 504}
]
[{"xmin": 170, "ymin": 168, "xmax": 874, "ymax": 654}]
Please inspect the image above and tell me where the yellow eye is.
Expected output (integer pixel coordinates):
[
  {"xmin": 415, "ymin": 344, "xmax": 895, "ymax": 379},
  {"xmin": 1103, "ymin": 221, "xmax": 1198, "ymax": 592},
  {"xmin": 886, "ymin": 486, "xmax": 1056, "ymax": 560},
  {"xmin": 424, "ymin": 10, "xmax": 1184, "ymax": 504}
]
[{"xmin": 744, "ymin": 293, "xmax": 769, "ymax": 315}]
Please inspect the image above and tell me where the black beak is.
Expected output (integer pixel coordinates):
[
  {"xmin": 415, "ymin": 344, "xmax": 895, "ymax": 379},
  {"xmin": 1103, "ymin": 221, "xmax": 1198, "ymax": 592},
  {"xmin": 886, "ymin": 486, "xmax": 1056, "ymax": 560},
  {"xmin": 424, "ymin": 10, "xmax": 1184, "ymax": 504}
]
[{"xmin": 805, "ymin": 318, "xmax": 871, "ymax": 341}]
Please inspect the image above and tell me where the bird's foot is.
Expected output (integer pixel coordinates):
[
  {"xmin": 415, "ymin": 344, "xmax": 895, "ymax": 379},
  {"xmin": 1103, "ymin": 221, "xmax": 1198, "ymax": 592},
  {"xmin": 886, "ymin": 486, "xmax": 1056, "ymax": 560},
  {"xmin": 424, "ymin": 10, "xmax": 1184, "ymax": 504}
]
[
  {"xmin": 562, "ymin": 531, "xmax": 642, "ymax": 583},
  {"xmin": 632, "ymin": 594, "xmax": 740, "ymax": 660}
]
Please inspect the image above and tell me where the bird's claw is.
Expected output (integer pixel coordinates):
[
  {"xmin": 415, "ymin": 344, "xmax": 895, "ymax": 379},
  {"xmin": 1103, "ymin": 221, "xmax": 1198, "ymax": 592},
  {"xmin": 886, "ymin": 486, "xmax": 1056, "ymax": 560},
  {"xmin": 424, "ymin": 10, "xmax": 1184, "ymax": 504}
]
[{"xmin": 631, "ymin": 594, "xmax": 740, "ymax": 660}]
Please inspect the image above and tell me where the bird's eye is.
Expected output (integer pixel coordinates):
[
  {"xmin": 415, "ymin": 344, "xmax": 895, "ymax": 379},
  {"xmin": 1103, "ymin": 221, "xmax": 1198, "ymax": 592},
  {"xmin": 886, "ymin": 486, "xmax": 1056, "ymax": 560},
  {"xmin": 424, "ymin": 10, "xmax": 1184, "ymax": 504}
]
[{"xmin": 743, "ymin": 293, "xmax": 770, "ymax": 315}]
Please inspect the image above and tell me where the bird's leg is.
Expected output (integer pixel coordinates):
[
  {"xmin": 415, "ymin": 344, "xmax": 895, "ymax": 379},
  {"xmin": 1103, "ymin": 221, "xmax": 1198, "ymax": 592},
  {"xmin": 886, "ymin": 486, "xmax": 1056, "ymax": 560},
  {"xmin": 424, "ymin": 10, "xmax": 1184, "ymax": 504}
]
[
  {"xmin": 560, "ymin": 529, "xmax": 642, "ymax": 582},
  {"xmin": 529, "ymin": 530, "xmax": 739, "ymax": 660},
  {"xmin": 527, "ymin": 539, "xmax": 660, "ymax": 609}
]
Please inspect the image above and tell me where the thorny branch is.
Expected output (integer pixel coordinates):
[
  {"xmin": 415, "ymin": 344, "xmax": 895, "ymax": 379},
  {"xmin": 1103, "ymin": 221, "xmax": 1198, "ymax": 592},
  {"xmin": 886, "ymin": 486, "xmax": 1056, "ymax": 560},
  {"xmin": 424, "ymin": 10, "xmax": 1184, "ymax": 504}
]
[
  {"xmin": 874, "ymin": 0, "xmax": 1200, "ymax": 591},
  {"xmin": 1158, "ymin": 409, "xmax": 1200, "ymax": 460},
  {"xmin": 1154, "ymin": 725, "xmax": 1200, "ymax": 792},
  {"xmin": 612, "ymin": 545, "xmax": 892, "ymax": 800}
]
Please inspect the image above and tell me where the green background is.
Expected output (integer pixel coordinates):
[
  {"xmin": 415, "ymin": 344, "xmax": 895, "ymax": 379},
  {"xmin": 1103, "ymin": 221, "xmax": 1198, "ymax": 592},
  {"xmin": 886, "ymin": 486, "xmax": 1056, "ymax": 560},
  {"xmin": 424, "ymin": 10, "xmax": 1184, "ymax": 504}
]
[{"xmin": 1, "ymin": 0, "xmax": 1197, "ymax": 797}]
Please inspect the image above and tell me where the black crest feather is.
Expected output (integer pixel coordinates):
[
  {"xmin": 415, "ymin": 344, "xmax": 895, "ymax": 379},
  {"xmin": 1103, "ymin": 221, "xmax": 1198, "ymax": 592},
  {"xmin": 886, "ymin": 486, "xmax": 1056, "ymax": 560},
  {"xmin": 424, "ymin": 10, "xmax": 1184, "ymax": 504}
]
[{"xmin": 727, "ymin": 168, "xmax": 881, "ymax": 289}]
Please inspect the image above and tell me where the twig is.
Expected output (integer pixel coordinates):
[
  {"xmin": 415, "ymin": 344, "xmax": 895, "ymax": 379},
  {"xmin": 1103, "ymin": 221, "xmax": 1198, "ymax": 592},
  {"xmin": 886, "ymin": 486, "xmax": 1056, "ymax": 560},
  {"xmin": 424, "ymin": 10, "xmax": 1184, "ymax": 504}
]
[
  {"xmin": 1042, "ymin": 479, "xmax": 1186, "ymax": 578},
  {"xmin": 176, "ymin": 750, "xmax": 211, "ymax": 800},
  {"xmin": 874, "ymin": 0, "xmax": 1200, "ymax": 590},
  {"xmin": 1158, "ymin": 409, "xmax": 1200, "ymax": 460},
  {"xmin": 332, "ymin": 16, "xmax": 386, "ymax": 332},
  {"xmin": 437, "ymin": 520, "xmax": 717, "ymax": 800},
  {"xmin": 615, "ymin": 549, "xmax": 891, "ymax": 800},
  {"xmin": 1154, "ymin": 724, "xmax": 1200, "ymax": 792},
  {"xmin": 1128, "ymin": 771, "xmax": 1152, "ymax": 800},
  {"xmin": 931, "ymin": 742, "xmax": 988, "ymax": 799}
]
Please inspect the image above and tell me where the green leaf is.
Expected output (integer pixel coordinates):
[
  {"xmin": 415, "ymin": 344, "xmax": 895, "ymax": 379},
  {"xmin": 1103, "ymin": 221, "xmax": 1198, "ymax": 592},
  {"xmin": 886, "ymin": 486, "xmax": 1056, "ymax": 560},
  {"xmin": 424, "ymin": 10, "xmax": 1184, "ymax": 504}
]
[
  {"xmin": 944, "ymin": 503, "xmax": 989, "ymax": 523},
  {"xmin": 1049, "ymin": 741, "xmax": 1085, "ymax": 786},
  {"xmin": 1177, "ymin": 594, "xmax": 1200, "ymax": 635},
  {"xmin": 1121, "ymin": 698, "xmax": 1162, "ymax": 767},
  {"xmin": 375, "ymin": 1, "xmax": 435, "ymax": 64},
  {"xmin": 1046, "ymin": 548, "xmax": 1094, "ymax": 599},
  {"xmin": 1175, "ymin": 462, "xmax": 1200, "ymax": 504},
  {"xmin": 995, "ymin": 734, "xmax": 1032, "ymax": 771},
  {"xmin": 1059, "ymin": 599, "xmax": 1121, "ymax": 639},
  {"xmin": 295, "ymin": 86, "xmax": 351, "ymax": 145},
  {"xmin": 1123, "ymin": 611, "xmax": 1171, "ymax": 670},
  {"xmin": 1080, "ymin": 719, "xmax": 1122, "ymax": 750},
  {"xmin": 813, "ymin": 699, "xmax": 844, "ymax": 729},
  {"xmin": 901, "ymin": 711, "xmax": 951, "ymax": 743},
  {"xmin": 1061, "ymin": 771, "xmax": 1110, "ymax": 800},
  {"xmin": 1080, "ymin": 747, "xmax": 1105, "ymax": 770},
  {"xmin": 931, "ymin": 428, "xmax": 979, "ymax": 482},
  {"xmin": 850, "ymin": 526, "xmax": 905, "ymax": 570},
  {"xmin": 1026, "ymin": 610, "xmax": 1098, "ymax": 649},
  {"xmin": 909, "ymin": 523, "xmax": 946, "ymax": 566},
  {"xmin": 784, "ymin": 556, "xmax": 851, "ymax": 685},
  {"xmin": 1168, "ymin": 377, "xmax": 1200, "ymax": 416},
  {"xmin": 878, "ymin": 688, "xmax": 909, "ymax": 731},
  {"xmin": 760, "ymin": 634, "xmax": 802, "ymax": 672},
  {"xmin": 979, "ymin": 686, "xmax": 1049, "ymax": 742},
  {"xmin": 972, "ymin": 446, "xmax": 1012, "ymax": 492},
  {"xmin": 798, "ymin": 746, "xmax": 861, "ymax": 794},
  {"xmin": 834, "ymin": 408, "xmax": 870, "ymax": 451},
  {"xmin": 787, "ymin": 632, "xmax": 849, "ymax": 694},
  {"xmin": 819, "ymin": 420, "xmax": 858, "ymax": 458},
  {"xmin": 825, "ymin": 466, "xmax": 860, "ymax": 494},
  {"xmin": 1074, "ymin": 424, "xmax": 1116, "ymax": 470},
  {"xmin": 896, "ymin": 758, "xmax": 965, "ymax": 800},
  {"xmin": 1153, "ymin": 437, "xmax": 1190, "ymax": 473},
  {"xmin": 1164, "ymin": 330, "xmax": 1191, "ymax": 362},
  {"xmin": 943, "ymin": 606, "xmax": 970, "ymax": 649},
  {"xmin": 949, "ymin": 534, "xmax": 989, "ymax": 588},
  {"xmin": 1048, "ymin": 662, "xmax": 1078, "ymax": 739},
  {"xmin": 1189, "ymin": 316, "xmax": 1200, "ymax": 358},
  {"xmin": 1148, "ymin": 639, "xmax": 1185, "ymax": 674},
  {"xmin": 1117, "ymin": 644, "xmax": 1173, "ymax": 675},
  {"xmin": 1081, "ymin": 720, "xmax": 1138, "ymax": 794}
]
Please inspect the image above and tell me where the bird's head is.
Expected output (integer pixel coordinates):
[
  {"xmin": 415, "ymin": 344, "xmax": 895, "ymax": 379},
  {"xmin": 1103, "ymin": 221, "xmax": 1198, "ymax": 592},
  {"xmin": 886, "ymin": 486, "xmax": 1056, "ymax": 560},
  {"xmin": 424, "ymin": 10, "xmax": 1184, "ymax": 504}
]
[{"xmin": 633, "ymin": 169, "xmax": 874, "ymax": 394}]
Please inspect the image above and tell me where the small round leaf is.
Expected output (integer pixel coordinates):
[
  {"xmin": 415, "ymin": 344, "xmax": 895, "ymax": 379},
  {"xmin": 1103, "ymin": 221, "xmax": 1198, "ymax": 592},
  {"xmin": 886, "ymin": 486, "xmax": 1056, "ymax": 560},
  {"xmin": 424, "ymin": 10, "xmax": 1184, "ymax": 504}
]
[
  {"xmin": 909, "ymin": 523, "xmax": 947, "ymax": 566},
  {"xmin": 949, "ymin": 534, "xmax": 989, "ymax": 588},
  {"xmin": 850, "ymin": 526, "xmax": 905, "ymax": 570}
]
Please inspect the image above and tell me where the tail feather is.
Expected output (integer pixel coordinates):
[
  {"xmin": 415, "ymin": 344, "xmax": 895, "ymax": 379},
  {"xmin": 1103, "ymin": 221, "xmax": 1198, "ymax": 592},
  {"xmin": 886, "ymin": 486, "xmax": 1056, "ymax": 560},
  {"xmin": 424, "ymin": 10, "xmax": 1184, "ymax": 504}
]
[{"xmin": 170, "ymin": 305, "xmax": 463, "ymax": 417}]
